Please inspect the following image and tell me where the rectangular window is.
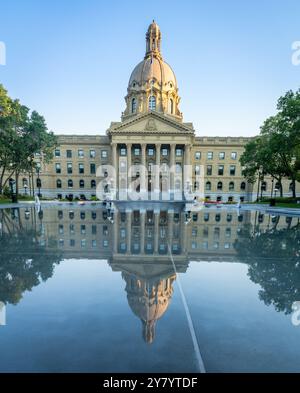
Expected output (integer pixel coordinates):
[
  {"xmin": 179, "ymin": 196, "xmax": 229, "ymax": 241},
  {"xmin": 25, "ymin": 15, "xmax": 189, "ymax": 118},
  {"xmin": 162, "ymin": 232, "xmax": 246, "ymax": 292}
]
[
  {"xmin": 230, "ymin": 165, "xmax": 236, "ymax": 176},
  {"xmin": 67, "ymin": 163, "xmax": 73, "ymax": 174},
  {"xmin": 195, "ymin": 165, "xmax": 200, "ymax": 174},
  {"xmin": 134, "ymin": 148, "xmax": 140, "ymax": 156},
  {"xmin": 162, "ymin": 148, "xmax": 168, "ymax": 156},
  {"xmin": 120, "ymin": 147, "xmax": 126, "ymax": 156},
  {"xmin": 231, "ymin": 152, "xmax": 237, "ymax": 160},
  {"xmin": 207, "ymin": 152, "xmax": 213, "ymax": 160},
  {"xmin": 219, "ymin": 152, "xmax": 225, "ymax": 160},
  {"xmin": 55, "ymin": 163, "xmax": 61, "ymax": 174},
  {"xmin": 175, "ymin": 163, "xmax": 182, "ymax": 173},
  {"xmin": 90, "ymin": 163, "xmax": 96, "ymax": 174},
  {"xmin": 90, "ymin": 149, "xmax": 96, "ymax": 158},
  {"xmin": 55, "ymin": 149, "xmax": 60, "ymax": 157},
  {"xmin": 78, "ymin": 149, "xmax": 84, "ymax": 158},
  {"xmin": 176, "ymin": 148, "xmax": 182, "ymax": 157},
  {"xmin": 79, "ymin": 163, "xmax": 84, "ymax": 174},
  {"xmin": 66, "ymin": 150, "xmax": 72, "ymax": 158},
  {"xmin": 81, "ymin": 225, "xmax": 86, "ymax": 235},
  {"xmin": 92, "ymin": 225, "xmax": 97, "ymax": 235},
  {"xmin": 195, "ymin": 151, "xmax": 201, "ymax": 160},
  {"xmin": 103, "ymin": 240, "xmax": 108, "ymax": 247},
  {"xmin": 148, "ymin": 148, "xmax": 154, "ymax": 156},
  {"xmin": 207, "ymin": 165, "xmax": 212, "ymax": 176},
  {"xmin": 218, "ymin": 165, "xmax": 224, "ymax": 176},
  {"xmin": 101, "ymin": 150, "xmax": 108, "ymax": 159}
]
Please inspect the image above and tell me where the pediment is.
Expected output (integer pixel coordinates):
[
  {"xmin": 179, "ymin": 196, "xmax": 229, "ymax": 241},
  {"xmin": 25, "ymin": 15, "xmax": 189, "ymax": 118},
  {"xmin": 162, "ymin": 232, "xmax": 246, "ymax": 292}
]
[{"xmin": 108, "ymin": 112, "xmax": 194, "ymax": 135}]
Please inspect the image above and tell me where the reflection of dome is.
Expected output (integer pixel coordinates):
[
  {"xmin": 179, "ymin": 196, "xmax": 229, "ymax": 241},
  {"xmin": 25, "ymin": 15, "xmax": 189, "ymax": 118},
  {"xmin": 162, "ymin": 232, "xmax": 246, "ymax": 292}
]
[
  {"xmin": 123, "ymin": 273, "xmax": 176, "ymax": 344},
  {"xmin": 122, "ymin": 21, "xmax": 182, "ymax": 121}
]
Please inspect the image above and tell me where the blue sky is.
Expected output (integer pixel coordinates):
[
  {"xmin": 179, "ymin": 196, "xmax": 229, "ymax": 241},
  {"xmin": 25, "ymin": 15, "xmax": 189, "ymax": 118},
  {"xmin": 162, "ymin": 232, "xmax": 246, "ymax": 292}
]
[{"xmin": 0, "ymin": 0, "xmax": 300, "ymax": 136}]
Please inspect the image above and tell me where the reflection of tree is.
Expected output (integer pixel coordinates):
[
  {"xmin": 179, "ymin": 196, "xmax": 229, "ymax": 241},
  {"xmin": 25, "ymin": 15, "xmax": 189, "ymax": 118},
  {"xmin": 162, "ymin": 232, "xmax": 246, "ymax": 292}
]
[
  {"xmin": 0, "ymin": 213, "xmax": 62, "ymax": 305},
  {"xmin": 234, "ymin": 221, "xmax": 300, "ymax": 314}
]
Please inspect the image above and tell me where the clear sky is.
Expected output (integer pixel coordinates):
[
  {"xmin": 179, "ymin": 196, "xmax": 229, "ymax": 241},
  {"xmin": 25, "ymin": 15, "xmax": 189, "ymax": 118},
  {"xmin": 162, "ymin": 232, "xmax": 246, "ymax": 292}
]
[{"xmin": 0, "ymin": 0, "xmax": 300, "ymax": 137}]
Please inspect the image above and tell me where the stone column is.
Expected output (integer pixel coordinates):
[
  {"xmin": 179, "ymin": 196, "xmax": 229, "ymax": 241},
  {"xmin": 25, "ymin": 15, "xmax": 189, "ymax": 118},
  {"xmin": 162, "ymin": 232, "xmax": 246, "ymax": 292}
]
[
  {"xmin": 168, "ymin": 210, "xmax": 174, "ymax": 250},
  {"xmin": 141, "ymin": 144, "xmax": 147, "ymax": 200},
  {"xmin": 140, "ymin": 210, "xmax": 146, "ymax": 254},
  {"xmin": 170, "ymin": 144, "xmax": 176, "ymax": 200},
  {"xmin": 184, "ymin": 144, "xmax": 191, "ymax": 198},
  {"xmin": 113, "ymin": 208, "xmax": 119, "ymax": 253},
  {"xmin": 126, "ymin": 209, "xmax": 132, "ymax": 254},
  {"xmin": 155, "ymin": 143, "xmax": 161, "ymax": 200},
  {"xmin": 127, "ymin": 143, "xmax": 132, "ymax": 198},
  {"xmin": 112, "ymin": 143, "xmax": 118, "ymax": 199},
  {"xmin": 154, "ymin": 209, "xmax": 160, "ymax": 253}
]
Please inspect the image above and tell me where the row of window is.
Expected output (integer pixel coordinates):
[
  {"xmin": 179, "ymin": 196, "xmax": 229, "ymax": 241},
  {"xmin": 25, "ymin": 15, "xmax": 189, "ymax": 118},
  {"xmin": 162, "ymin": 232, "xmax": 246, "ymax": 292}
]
[
  {"xmin": 55, "ymin": 149, "xmax": 108, "ymax": 159},
  {"xmin": 192, "ymin": 227, "xmax": 235, "ymax": 238},
  {"xmin": 191, "ymin": 241, "xmax": 232, "ymax": 250},
  {"xmin": 194, "ymin": 151, "xmax": 238, "ymax": 160},
  {"xmin": 58, "ymin": 239, "xmax": 109, "ymax": 248},
  {"xmin": 58, "ymin": 224, "xmax": 108, "ymax": 236},
  {"xmin": 204, "ymin": 181, "xmax": 246, "ymax": 191},
  {"xmin": 57, "ymin": 210, "xmax": 101, "ymax": 220},
  {"xmin": 55, "ymin": 163, "xmax": 96, "ymax": 174},
  {"xmin": 201, "ymin": 165, "xmax": 237, "ymax": 176},
  {"xmin": 131, "ymin": 96, "xmax": 174, "ymax": 114},
  {"xmin": 56, "ymin": 179, "xmax": 97, "ymax": 189},
  {"xmin": 191, "ymin": 213, "xmax": 244, "ymax": 223},
  {"xmin": 118, "ymin": 146, "xmax": 183, "ymax": 157}
]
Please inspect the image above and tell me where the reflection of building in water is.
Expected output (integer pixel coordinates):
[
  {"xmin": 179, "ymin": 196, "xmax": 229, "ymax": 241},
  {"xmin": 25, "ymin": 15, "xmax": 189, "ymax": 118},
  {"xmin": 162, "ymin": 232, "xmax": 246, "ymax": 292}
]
[
  {"xmin": 1, "ymin": 205, "xmax": 299, "ymax": 260},
  {"xmin": 110, "ymin": 261, "xmax": 185, "ymax": 343},
  {"xmin": 1, "ymin": 205, "xmax": 299, "ymax": 341}
]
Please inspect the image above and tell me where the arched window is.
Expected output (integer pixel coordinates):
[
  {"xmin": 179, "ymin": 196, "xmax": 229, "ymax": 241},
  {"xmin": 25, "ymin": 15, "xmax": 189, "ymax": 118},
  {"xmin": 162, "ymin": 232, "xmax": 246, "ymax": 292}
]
[
  {"xmin": 217, "ymin": 181, "xmax": 223, "ymax": 190},
  {"xmin": 240, "ymin": 181, "xmax": 246, "ymax": 191},
  {"xmin": 261, "ymin": 181, "xmax": 267, "ymax": 191},
  {"xmin": 56, "ymin": 179, "xmax": 62, "ymax": 188},
  {"xmin": 91, "ymin": 180, "xmax": 96, "ymax": 189},
  {"xmin": 205, "ymin": 181, "xmax": 211, "ymax": 191},
  {"xmin": 169, "ymin": 98, "xmax": 174, "ymax": 114},
  {"xmin": 131, "ymin": 98, "xmax": 137, "ymax": 113},
  {"xmin": 229, "ymin": 181, "xmax": 235, "ymax": 191},
  {"xmin": 22, "ymin": 178, "xmax": 28, "ymax": 187},
  {"xmin": 149, "ymin": 95, "xmax": 156, "ymax": 111},
  {"xmin": 68, "ymin": 179, "xmax": 73, "ymax": 188},
  {"xmin": 79, "ymin": 180, "xmax": 84, "ymax": 188}
]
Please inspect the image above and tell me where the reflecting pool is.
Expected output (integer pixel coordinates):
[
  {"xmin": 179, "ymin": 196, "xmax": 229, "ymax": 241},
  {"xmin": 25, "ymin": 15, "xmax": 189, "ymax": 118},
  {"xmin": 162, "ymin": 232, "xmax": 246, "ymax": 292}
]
[{"xmin": 0, "ymin": 203, "xmax": 299, "ymax": 372}]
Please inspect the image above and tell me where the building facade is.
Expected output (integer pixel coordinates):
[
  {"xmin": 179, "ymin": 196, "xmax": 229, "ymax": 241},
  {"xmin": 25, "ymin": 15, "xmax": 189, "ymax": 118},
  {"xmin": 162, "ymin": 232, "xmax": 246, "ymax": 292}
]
[{"xmin": 17, "ymin": 21, "xmax": 299, "ymax": 202}]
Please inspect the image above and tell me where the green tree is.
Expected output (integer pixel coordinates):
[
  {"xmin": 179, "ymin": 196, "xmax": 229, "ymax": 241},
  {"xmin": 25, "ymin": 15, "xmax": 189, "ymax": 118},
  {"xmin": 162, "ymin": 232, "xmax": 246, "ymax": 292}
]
[
  {"xmin": 0, "ymin": 84, "xmax": 58, "ymax": 197},
  {"xmin": 241, "ymin": 89, "xmax": 300, "ymax": 198}
]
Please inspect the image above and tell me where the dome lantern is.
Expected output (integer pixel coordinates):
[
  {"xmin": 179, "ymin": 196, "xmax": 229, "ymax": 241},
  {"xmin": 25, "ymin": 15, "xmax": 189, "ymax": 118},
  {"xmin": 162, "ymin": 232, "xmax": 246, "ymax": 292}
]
[{"xmin": 145, "ymin": 20, "xmax": 162, "ymax": 60}]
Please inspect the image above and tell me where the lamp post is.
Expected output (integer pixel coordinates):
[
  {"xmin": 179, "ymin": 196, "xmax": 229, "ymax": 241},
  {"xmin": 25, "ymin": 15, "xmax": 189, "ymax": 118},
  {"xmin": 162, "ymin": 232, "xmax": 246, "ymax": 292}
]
[
  {"xmin": 36, "ymin": 162, "xmax": 41, "ymax": 198},
  {"xmin": 9, "ymin": 178, "xmax": 17, "ymax": 203}
]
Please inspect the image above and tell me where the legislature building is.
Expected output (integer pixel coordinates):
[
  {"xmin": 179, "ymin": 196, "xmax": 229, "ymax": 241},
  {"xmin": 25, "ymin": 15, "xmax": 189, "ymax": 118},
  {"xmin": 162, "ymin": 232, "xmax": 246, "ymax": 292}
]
[{"xmin": 24, "ymin": 21, "xmax": 298, "ymax": 202}]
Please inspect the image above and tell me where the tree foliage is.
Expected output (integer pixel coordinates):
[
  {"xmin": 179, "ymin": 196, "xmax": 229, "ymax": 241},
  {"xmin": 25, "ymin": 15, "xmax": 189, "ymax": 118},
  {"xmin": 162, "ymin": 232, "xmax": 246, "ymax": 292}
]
[
  {"xmin": 240, "ymin": 89, "xmax": 300, "ymax": 198},
  {"xmin": 0, "ymin": 84, "xmax": 58, "ymax": 195}
]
